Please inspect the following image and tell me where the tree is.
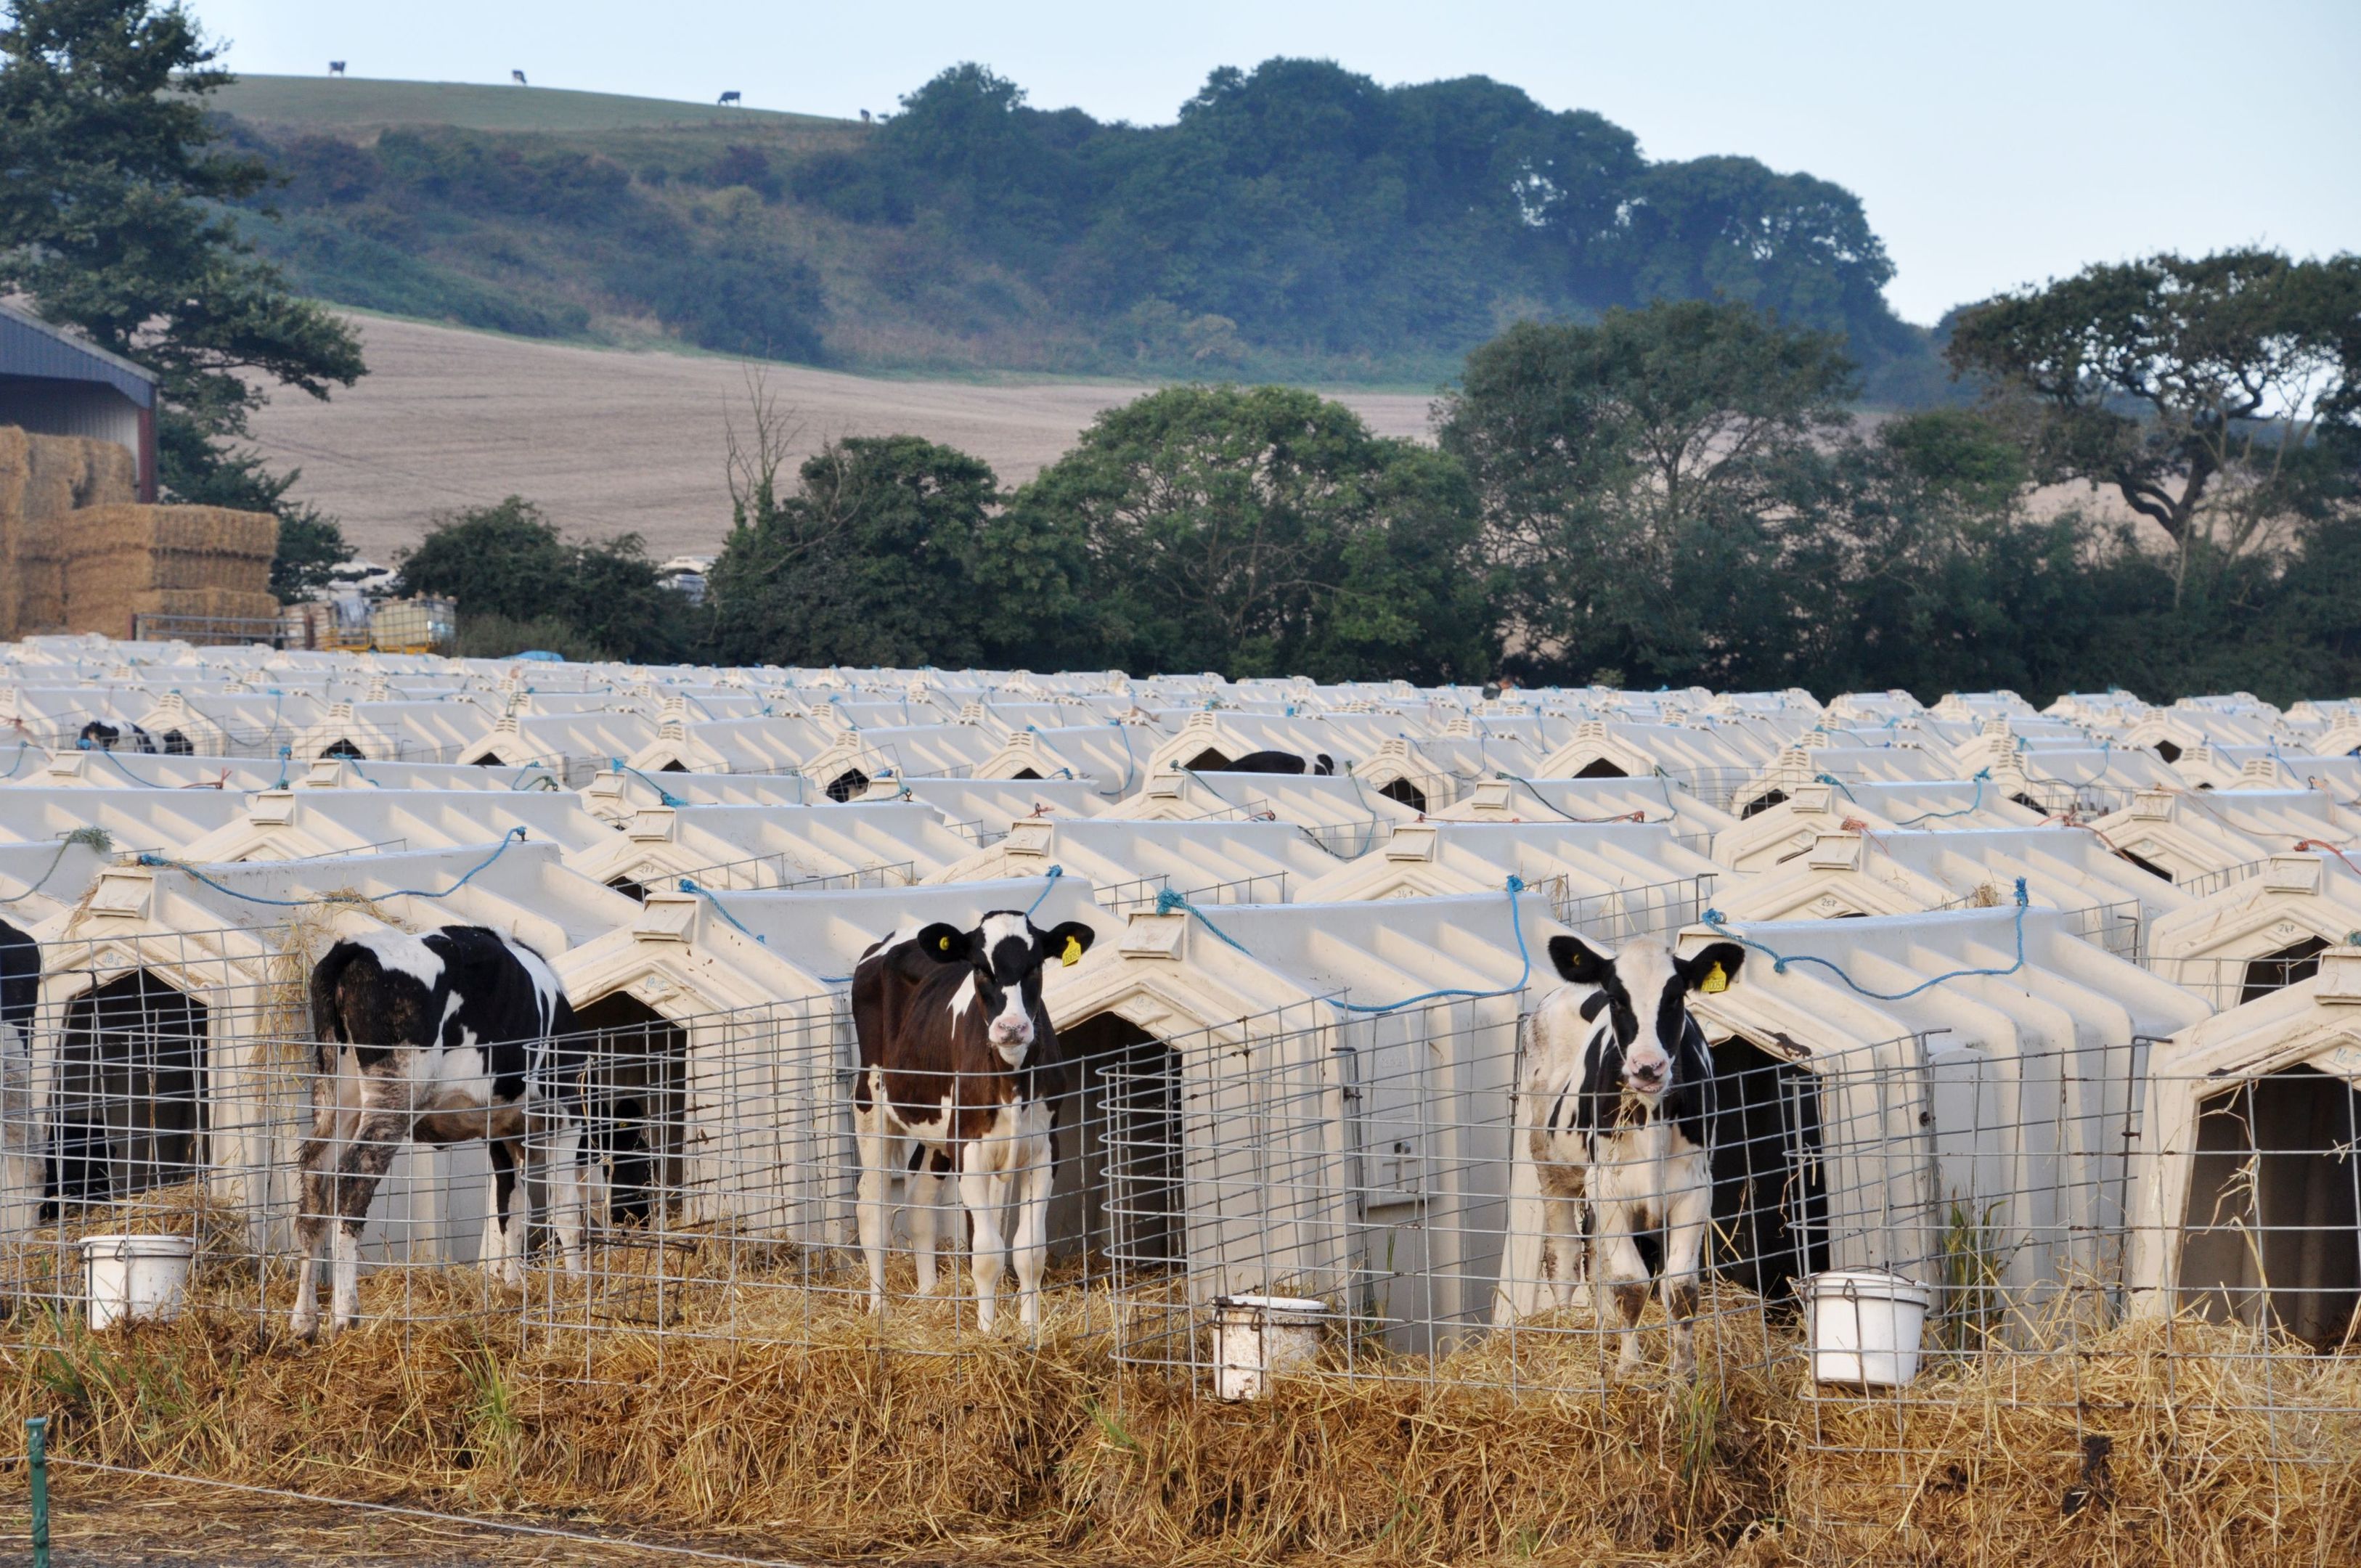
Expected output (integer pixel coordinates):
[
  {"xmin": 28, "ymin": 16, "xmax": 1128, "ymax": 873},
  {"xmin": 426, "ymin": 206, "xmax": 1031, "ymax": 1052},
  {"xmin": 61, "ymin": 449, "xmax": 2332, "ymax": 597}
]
[
  {"xmin": 1786, "ymin": 411, "xmax": 2094, "ymax": 697},
  {"xmin": 1008, "ymin": 385, "xmax": 1494, "ymax": 681},
  {"xmin": 705, "ymin": 428, "xmax": 1013, "ymax": 669},
  {"xmin": 1946, "ymin": 249, "xmax": 2361, "ymax": 603},
  {"xmin": 1438, "ymin": 300, "xmax": 1853, "ymax": 682},
  {"xmin": 0, "ymin": 0, "xmax": 365, "ymax": 570},
  {"xmin": 396, "ymin": 497, "xmax": 688, "ymax": 662}
]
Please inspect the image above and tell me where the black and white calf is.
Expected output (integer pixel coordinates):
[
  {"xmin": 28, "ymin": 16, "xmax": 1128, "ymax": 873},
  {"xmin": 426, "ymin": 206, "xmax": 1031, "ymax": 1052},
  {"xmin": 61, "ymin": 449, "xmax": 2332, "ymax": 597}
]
[
  {"xmin": 1522, "ymin": 932, "xmax": 1744, "ymax": 1376},
  {"xmin": 76, "ymin": 722, "xmax": 154, "ymax": 754},
  {"xmin": 291, "ymin": 925, "xmax": 587, "ymax": 1337},
  {"xmin": 849, "ymin": 910, "xmax": 1095, "ymax": 1331}
]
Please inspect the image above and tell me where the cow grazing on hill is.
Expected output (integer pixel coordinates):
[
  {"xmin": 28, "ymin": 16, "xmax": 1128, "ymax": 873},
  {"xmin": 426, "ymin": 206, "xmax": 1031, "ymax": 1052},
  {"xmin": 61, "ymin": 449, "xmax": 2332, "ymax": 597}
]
[
  {"xmin": 1522, "ymin": 932, "xmax": 1745, "ymax": 1376},
  {"xmin": 717, "ymin": 90, "xmax": 741, "ymax": 105},
  {"xmin": 850, "ymin": 910, "xmax": 1096, "ymax": 1331},
  {"xmin": 291, "ymin": 925, "xmax": 586, "ymax": 1338},
  {"xmin": 76, "ymin": 722, "xmax": 154, "ymax": 754}
]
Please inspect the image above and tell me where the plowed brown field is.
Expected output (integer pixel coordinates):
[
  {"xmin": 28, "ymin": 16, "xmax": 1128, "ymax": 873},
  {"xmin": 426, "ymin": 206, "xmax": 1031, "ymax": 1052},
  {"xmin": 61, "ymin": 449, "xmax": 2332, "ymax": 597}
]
[{"xmin": 245, "ymin": 314, "xmax": 1439, "ymax": 563}]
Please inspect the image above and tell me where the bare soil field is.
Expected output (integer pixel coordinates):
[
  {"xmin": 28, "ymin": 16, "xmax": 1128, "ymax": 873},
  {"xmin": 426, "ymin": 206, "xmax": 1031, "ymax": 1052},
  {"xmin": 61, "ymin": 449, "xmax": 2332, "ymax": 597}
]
[
  {"xmin": 243, "ymin": 314, "xmax": 1440, "ymax": 563},
  {"xmin": 0, "ymin": 1482, "xmax": 855, "ymax": 1565}
]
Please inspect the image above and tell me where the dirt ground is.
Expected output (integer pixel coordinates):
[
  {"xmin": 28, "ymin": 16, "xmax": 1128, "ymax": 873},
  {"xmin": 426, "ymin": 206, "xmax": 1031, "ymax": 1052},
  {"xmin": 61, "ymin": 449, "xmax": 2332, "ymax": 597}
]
[
  {"xmin": 0, "ymin": 1479, "xmax": 873, "ymax": 1567},
  {"xmin": 242, "ymin": 313, "xmax": 1440, "ymax": 565}
]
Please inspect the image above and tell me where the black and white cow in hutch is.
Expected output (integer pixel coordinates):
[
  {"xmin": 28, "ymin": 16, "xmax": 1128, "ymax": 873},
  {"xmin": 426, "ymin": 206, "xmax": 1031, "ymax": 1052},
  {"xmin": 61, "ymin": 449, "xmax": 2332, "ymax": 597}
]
[
  {"xmin": 850, "ymin": 909, "xmax": 1096, "ymax": 1331},
  {"xmin": 1522, "ymin": 931, "xmax": 1745, "ymax": 1376},
  {"xmin": 290, "ymin": 924, "xmax": 587, "ymax": 1338}
]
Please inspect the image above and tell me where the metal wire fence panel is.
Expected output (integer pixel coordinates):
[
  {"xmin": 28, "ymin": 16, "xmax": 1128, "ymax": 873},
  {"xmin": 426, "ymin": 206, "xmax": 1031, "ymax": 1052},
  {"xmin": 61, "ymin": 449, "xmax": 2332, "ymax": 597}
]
[
  {"xmin": 1, "ymin": 926, "xmax": 2354, "ymax": 1552},
  {"xmin": 519, "ymin": 994, "xmax": 1186, "ymax": 1362},
  {"xmin": 1541, "ymin": 872, "xmax": 1718, "ymax": 944},
  {"xmin": 2153, "ymin": 950, "xmax": 2337, "ymax": 1009},
  {"xmin": 1093, "ymin": 870, "xmax": 1291, "ymax": 916},
  {"xmin": 1925, "ymin": 891, "xmax": 2146, "ymax": 963},
  {"xmin": 2177, "ymin": 856, "xmax": 2275, "ymax": 901},
  {"xmin": 1, "ymin": 919, "xmax": 529, "ymax": 1331},
  {"xmin": 1663, "ymin": 765, "xmax": 1763, "ymax": 815},
  {"xmin": 1788, "ymin": 1061, "xmax": 2361, "ymax": 1562},
  {"xmin": 650, "ymin": 851, "xmax": 918, "ymax": 894}
]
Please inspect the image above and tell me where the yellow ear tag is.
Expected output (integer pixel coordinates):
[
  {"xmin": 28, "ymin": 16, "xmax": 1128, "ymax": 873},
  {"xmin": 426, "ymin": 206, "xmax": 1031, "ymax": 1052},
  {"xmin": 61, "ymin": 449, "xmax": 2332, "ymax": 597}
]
[
  {"xmin": 1701, "ymin": 961, "xmax": 1729, "ymax": 995},
  {"xmin": 939, "ymin": 935, "xmax": 952, "ymax": 952},
  {"xmin": 1061, "ymin": 934, "xmax": 1082, "ymax": 967}
]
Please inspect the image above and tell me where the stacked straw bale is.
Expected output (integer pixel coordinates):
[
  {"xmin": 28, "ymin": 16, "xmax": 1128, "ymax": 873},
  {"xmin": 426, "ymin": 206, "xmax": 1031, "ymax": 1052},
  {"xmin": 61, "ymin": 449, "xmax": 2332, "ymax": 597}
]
[
  {"xmin": 55, "ymin": 501, "xmax": 279, "ymax": 637},
  {"xmin": 0, "ymin": 423, "xmax": 136, "ymax": 638}
]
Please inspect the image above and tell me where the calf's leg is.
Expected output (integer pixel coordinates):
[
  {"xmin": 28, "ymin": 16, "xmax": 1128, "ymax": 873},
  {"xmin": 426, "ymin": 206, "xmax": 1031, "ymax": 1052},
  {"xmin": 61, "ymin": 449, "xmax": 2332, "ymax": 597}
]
[
  {"xmin": 958, "ymin": 1149, "xmax": 1011, "ymax": 1334},
  {"xmin": 288, "ymin": 1113, "xmax": 342, "ymax": 1339},
  {"xmin": 853, "ymin": 1100, "xmax": 892, "ymax": 1316},
  {"xmin": 1011, "ymin": 1130, "xmax": 1055, "ymax": 1331},
  {"xmin": 1591, "ymin": 1200, "xmax": 1654, "ymax": 1376},
  {"xmin": 547, "ymin": 1110, "xmax": 588, "ymax": 1274},
  {"xmin": 484, "ymin": 1133, "xmax": 525, "ymax": 1289},
  {"xmin": 1661, "ymin": 1180, "xmax": 1711, "ymax": 1377},
  {"xmin": 1536, "ymin": 1161, "xmax": 1588, "ymax": 1310},
  {"xmin": 326, "ymin": 1101, "xmax": 409, "ymax": 1333},
  {"xmin": 908, "ymin": 1146, "xmax": 943, "ymax": 1297}
]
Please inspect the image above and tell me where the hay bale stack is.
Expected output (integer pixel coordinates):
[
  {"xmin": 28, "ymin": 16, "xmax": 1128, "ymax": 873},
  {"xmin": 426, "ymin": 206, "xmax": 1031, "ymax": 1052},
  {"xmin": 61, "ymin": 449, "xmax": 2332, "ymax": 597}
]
[
  {"xmin": 0, "ymin": 424, "xmax": 138, "ymax": 639},
  {"xmin": 55, "ymin": 501, "xmax": 279, "ymax": 637}
]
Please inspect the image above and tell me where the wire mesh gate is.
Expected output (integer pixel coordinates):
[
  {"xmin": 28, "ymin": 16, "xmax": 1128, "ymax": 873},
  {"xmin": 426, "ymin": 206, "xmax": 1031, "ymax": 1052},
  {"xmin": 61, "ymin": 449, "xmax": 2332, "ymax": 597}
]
[{"xmin": 1, "ymin": 947, "xmax": 2355, "ymax": 1557}]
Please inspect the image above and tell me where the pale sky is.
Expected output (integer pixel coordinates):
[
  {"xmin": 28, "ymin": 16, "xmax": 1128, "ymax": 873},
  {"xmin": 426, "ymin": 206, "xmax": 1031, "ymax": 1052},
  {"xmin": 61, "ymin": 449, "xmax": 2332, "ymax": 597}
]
[{"xmin": 188, "ymin": 0, "xmax": 2359, "ymax": 325}]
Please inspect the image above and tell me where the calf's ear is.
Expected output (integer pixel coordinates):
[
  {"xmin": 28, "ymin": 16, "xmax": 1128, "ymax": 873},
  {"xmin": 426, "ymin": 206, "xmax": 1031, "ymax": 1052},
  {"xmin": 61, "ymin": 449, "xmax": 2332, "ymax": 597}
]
[
  {"xmin": 1677, "ymin": 941, "xmax": 1746, "ymax": 994},
  {"xmin": 1037, "ymin": 920, "xmax": 1095, "ymax": 968},
  {"xmin": 1548, "ymin": 934, "xmax": 1614, "ymax": 986},
  {"xmin": 915, "ymin": 923, "xmax": 973, "ymax": 964}
]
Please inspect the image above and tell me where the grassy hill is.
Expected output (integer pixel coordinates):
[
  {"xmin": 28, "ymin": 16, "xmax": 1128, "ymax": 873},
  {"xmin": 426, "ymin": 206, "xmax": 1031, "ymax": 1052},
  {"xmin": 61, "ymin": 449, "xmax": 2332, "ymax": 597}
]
[
  {"xmin": 217, "ymin": 65, "xmax": 1947, "ymax": 399},
  {"xmin": 208, "ymin": 73, "xmax": 839, "ymax": 134}
]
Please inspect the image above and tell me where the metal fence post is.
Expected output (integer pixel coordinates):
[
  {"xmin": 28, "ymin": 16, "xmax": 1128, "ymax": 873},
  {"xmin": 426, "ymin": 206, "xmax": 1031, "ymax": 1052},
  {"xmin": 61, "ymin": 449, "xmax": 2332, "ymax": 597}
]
[{"xmin": 27, "ymin": 1414, "xmax": 49, "ymax": 1568}]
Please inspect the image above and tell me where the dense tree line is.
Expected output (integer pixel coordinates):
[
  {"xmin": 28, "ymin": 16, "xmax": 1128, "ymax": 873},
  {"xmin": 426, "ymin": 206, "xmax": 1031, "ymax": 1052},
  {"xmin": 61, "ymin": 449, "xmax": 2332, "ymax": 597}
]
[
  {"xmin": 394, "ymin": 498, "xmax": 689, "ymax": 663},
  {"xmin": 451, "ymin": 243, "xmax": 2351, "ymax": 703},
  {"xmin": 452, "ymin": 248, "xmax": 2359, "ymax": 707},
  {"xmin": 248, "ymin": 127, "xmax": 828, "ymax": 362},
  {"xmin": 203, "ymin": 54, "xmax": 1944, "ymax": 393},
  {"xmin": 795, "ymin": 60, "xmax": 1933, "ymax": 394}
]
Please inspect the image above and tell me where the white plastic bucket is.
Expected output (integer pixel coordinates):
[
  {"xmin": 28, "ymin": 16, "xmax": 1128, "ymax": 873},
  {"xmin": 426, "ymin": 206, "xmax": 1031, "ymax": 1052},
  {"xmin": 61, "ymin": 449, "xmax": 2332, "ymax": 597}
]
[
  {"xmin": 82, "ymin": 1234, "xmax": 195, "ymax": 1330},
  {"xmin": 1212, "ymin": 1294, "xmax": 1328, "ymax": 1400},
  {"xmin": 1803, "ymin": 1270, "xmax": 1931, "ymax": 1388}
]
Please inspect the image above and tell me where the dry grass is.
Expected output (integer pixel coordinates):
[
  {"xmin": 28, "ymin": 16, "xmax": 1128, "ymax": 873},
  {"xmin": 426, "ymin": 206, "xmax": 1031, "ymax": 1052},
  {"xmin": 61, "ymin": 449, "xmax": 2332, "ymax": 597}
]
[{"xmin": 0, "ymin": 1254, "xmax": 2354, "ymax": 1567}]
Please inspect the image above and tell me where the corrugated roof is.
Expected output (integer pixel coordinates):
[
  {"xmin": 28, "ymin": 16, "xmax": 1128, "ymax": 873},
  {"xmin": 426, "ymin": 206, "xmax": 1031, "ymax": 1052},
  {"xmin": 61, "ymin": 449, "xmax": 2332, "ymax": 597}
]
[{"xmin": 0, "ymin": 302, "xmax": 157, "ymax": 408}]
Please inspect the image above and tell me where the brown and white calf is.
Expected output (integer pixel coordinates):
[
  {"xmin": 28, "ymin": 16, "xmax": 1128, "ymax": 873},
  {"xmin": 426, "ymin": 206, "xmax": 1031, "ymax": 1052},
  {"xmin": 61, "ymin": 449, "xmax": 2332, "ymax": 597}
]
[
  {"xmin": 1522, "ymin": 932, "xmax": 1743, "ymax": 1376},
  {"xmin": 291, "ymin": 924, "xmax": 587, "ymax": 1337},
  {"xmin": 849, "ymin": 910, "xmax": 1095, "ymax": 1331}
]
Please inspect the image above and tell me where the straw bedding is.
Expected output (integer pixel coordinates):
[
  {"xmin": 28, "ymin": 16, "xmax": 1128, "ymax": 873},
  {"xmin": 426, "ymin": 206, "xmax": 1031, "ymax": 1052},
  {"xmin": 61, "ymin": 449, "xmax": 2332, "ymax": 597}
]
[{"xmin": 1, "ymin": 1257, "xmax": 2354, "ymax": 1567}]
